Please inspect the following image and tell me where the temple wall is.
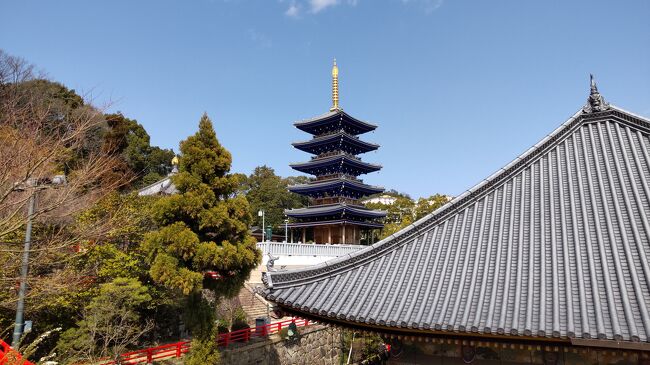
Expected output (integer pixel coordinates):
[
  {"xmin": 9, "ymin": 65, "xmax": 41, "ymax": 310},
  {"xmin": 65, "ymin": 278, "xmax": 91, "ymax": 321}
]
[
  {"xmin": 221, "ymin": 325, "xmax": 342, "ymax": 365},
  {"xmin": 387, "ymin": 340, "xmax": 650, "ymax": 365},
  {"xmin": 313, "ymin": 224, "xmax": 361, "ymax": 244}
]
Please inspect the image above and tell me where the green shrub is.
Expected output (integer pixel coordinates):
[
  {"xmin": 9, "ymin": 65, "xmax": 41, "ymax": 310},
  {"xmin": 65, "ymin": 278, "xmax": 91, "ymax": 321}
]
[
  {"xmin": 215, "ymin": 318, "xmax": 230, "ymax": 334},
  {"xmin": 186, "ymin": 336, "xmax": 220, "ymax": 365}
]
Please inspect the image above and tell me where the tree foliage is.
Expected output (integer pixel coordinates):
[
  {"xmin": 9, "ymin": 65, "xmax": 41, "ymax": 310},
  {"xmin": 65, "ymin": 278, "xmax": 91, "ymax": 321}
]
[
  {"xmin": 365, "ymin": 193, "xmax": 450, "ymax": 240},
  {"xmin": 0, "ymin": 50, "xmax": 128, "ymax": 346},
  {"xmin": 103, "ymin": 113, "xmax": 175, "ymax": 188},
  {"xmin": 143, "ymin": 114, "xmax": 261, "ymax": 301},
  {"xmin": 56, "ymin": 278, "xmax": 153, "ymax": 363},
  {"xmin": 240, "ymin": 166, "xmax": 308, "ymax": 232}
]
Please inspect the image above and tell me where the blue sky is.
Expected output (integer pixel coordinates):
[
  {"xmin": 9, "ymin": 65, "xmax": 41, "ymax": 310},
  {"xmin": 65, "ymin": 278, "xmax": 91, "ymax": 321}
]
[{"xmin": 1, "ymin": 0, "xmax": 649, "ymax": 198}]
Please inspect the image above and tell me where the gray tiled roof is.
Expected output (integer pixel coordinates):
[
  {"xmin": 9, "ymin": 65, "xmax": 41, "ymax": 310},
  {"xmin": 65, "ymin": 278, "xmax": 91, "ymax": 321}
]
[
  {"xmin": 264, "ymin": 104, "xmax": 650, "ymax": 343},
  {"xmin": 137, "ymin": 175, "xmax": 178, "ymax": 196}
]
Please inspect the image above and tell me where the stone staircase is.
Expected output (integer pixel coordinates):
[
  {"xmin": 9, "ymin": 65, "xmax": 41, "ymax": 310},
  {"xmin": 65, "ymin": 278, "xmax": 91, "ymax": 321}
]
[{"xmin": 237, "ymin": 283, "xmax": 270, "ymax": 323}]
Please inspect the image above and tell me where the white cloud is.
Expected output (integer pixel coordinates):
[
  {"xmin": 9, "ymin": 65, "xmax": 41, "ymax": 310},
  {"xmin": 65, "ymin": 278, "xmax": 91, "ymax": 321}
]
[
  {"xmin": 285, "ymin": 1, "xmax": 301, "ymax": 17},
  {"xmin": 248, "ymin": 29, "xmax": 272, "ymax": 48},
  {"xmin": 401, "ymin": 0, "xmax": 443, "ymax": 14},
  {"xmin": 283, "ymin": 0, "xmax": 359, "ymax": 17},
  {"xmin": 310, "ymin": 0, "xmax": 339, "ymax": 13}
]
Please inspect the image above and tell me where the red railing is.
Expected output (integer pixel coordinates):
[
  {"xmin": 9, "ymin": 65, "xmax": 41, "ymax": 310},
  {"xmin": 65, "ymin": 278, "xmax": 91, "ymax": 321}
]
[
  {"xmin": 101, "ymin": 317, "xmax": 310, "ymax": 364},
  {"xmin": 0, "ymin": 339, "xmax": 35, "ymax": 365}
]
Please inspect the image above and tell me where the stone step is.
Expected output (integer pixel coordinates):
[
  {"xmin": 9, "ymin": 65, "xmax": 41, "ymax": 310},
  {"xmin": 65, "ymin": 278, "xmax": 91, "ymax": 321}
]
[{"xmin": 236, "ymin": 284, "xmax": 271, "ymax": 323}]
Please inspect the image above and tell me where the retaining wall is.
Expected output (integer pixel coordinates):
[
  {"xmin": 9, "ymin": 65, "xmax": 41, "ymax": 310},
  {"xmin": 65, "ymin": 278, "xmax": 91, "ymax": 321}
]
[{"xmin": 221, "ymin": 325, "xmax": 342, "ymax": 365}]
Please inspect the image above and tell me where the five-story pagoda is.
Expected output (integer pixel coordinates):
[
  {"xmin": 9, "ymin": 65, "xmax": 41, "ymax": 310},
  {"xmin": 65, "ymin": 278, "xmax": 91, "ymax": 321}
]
[{"xmin": 285, "ymin": 60, "xmax": 386, "ymax": 244}]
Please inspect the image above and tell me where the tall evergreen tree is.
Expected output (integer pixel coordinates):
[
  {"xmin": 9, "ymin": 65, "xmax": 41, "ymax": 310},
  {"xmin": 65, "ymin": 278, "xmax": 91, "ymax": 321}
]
[
  {"xmin": 141, "ymin": 114, "xmax": 260, "ymax": 358},
  {"xmin": 142, "ymin": 113, "xmax": 261, "ymax": 299}
]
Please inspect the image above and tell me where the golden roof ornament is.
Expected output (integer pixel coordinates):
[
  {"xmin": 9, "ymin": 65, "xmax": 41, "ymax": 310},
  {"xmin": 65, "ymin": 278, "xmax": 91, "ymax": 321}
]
[
  {"xmin": 171, "ymin": 155, "xmax": 179, "ymax": 174},
  {"xmin": 330, "ymin": 59, "xmax": 341, "ymax": 111}
]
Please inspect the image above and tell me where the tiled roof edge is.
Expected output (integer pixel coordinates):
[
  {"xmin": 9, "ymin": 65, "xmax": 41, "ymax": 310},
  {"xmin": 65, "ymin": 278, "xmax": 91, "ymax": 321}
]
[{"xmin": 137, "ymin": 175, "xmax": 173, "ymax": 194}]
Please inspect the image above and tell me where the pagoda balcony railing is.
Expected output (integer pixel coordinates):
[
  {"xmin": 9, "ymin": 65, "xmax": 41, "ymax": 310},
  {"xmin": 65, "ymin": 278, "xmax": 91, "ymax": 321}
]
[
  {"xmin": 311, "ymin": 197, "xmax": 360, "ymax": 206},
  {"xmin": 311, "ymin": 152, "xmax": 361, "ymax": 161},
  {"xmin": 314, "ymin": 129, "xmax": 361, "ymax": 140},
  {"xmin": 315, "ymin": 174, "xmax": 362, "ymax": 183},
  {"xmin": 257, "ymin": 241, "xmax": 365, "ymax": 257}
]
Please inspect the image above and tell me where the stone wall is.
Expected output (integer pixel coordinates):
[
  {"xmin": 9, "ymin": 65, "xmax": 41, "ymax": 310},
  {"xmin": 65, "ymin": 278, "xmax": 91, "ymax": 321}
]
[{"xmin": 221, "ymin": 325, "xmax": 342, "ymax": 365}]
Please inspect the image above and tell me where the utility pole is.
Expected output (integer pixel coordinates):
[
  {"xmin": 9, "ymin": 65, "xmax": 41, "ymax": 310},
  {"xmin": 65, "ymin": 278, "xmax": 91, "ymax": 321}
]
[
  {"xmin": 11, "ymin": 188, "xmax": 35, "ymax": 348},
  {"xmin": 258, "ymin": 210, "xmax": 265, "ymax": 242},
  {"xmin": 11, "ymin": 175, "xmax": 66, "ymax": 348},
  {"xmin": 284, "ymin": 219, "xmax": 288, "ymax": 243}
]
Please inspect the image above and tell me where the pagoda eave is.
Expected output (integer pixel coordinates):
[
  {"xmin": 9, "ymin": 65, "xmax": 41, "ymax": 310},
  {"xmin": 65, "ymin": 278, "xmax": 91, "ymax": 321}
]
[
  {"xmin": 294, "ymin": 110, "xmax": 377, "ymax": 135},
  {"xmin": 285, "ymin": 204, "xmax": 386, "ymax": 219},
  {"xmin": 292, "ymin": 132, "xmax": 379, "ymax": 155},
  {"xmin": 290, "ymin": 156, "xmax": 382, "ymax": 175},
  {"xmin": 286, "ymin": 219, "xmax": 384, "ymax": 229},
  {"xmin": 288, "ymin": 178, "xmax": 384, "ymax": 197}
]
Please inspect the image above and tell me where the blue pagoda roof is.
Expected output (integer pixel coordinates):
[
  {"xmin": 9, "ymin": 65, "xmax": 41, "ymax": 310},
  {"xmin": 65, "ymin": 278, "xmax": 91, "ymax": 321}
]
[
  {"xmin": 288, "ymin": 178, "xmax": 384, "ymax": 198},
  {"xmin": 294, "ymin": 110, "xmax": 377, "ymax": 136},
  {"xmin": 290, "ymin": 155, "xmax": 382, "ymax": 176},
  {"xmin": 286, "ymin": 219, "xmax": 384, "ymax": 229},
  {"xmin": 285, "ymin": 203, "xmax": 386, "ymax": 219},
  {"xmin": 292, "ymin": 131, "xmax": 379, "ymax": 155}
]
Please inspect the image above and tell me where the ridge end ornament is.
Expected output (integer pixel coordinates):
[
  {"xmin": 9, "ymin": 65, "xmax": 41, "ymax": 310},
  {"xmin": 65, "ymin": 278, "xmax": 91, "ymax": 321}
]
[{"xmin": 583, "ymin": 74, "xmax": 610, "ymax": 113}]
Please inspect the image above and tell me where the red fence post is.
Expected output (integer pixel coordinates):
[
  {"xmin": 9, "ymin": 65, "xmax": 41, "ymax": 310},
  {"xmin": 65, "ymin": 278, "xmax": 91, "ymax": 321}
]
[
  {"xmin": 176, "ymin": 342, "xmax": 182, "ymax": 357},
  {"xmin": 147, "ymin": 348, "xmax": 153, "ymax": 363}
]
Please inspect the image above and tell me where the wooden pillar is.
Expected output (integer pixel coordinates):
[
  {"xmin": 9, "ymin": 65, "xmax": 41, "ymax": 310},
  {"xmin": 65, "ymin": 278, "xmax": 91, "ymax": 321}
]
[
  {"xmin": 327, "ymin": 226, "xmax": 332, "ymax": 244},
  {"xmin": 290, "ymin": 229, "xmax": 294, "ymax": 243},
  {"xmin": 342, "ymin": 224, "xmax": 346, "ymax": 244},
  {"xmin": 302, "ymin": 228, "xmax": 306, "ymax": 243}
]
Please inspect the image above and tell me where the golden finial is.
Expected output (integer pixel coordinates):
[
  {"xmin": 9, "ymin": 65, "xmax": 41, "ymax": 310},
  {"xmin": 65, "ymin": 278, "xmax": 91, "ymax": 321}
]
[
  {"xmin": 170, "ymin": 155, "xmax": 179, "ymax": 174},
  {"xmin": 330, "ymin": 59, "xmax": 340, "ymax": 111}
]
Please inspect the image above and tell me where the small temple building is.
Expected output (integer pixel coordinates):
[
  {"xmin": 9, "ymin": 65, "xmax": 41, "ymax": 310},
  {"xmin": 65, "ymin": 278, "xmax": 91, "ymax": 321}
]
[
  {"xmin": 285, "ymin": 61, "xmax": 386, "ymax": 245},
  {"xmin": 265, "ymin": 76, "xmax": 650, "ymax": 363}
]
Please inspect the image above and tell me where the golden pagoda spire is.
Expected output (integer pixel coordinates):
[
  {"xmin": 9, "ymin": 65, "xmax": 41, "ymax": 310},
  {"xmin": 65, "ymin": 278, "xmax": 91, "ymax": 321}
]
[{"xmin": 330, "ymin": 59, "xmax": 340, "ymax": 111}]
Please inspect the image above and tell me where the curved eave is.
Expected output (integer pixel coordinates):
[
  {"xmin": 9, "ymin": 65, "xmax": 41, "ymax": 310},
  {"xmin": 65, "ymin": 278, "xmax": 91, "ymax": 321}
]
[
  {"xmin": 288, "ymin": 179, "xmax": 384, "ymax": 196},
  {"xmin": 292, "ymin": 132, "xmax": 379, "ymax": 155},
  {"xmin": 286, "ymin": 220, "xmax": 384, "ymax": 229},
  {"xmin": 294, "ymin": 110, "xmax": 377, "ymax": 135},
  {"xmin": 290, "ymin": 156, "xmax": 382, "ymax": 175},
  {"xmin": 285, "ymin": 204, "xmax": 386, "ymax": 219}
]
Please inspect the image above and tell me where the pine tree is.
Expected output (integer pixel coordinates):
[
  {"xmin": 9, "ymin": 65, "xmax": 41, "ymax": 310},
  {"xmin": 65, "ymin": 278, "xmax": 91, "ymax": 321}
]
[{"xmin": 143, "ymin": 113, "xmax": 261, "ymax": 299}]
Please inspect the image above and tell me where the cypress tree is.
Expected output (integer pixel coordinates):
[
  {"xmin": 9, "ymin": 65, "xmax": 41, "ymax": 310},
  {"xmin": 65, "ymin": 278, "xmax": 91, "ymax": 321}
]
[{"xmin": 142, "ymin": 114, "xmax": 261, "ymax": 338}]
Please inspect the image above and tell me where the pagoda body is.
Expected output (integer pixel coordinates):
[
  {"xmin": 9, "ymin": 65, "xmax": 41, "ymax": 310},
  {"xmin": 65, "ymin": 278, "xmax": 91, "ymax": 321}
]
[{"xmin": 285, "ymin": 61, "xmax": 385, "ymax": 245}]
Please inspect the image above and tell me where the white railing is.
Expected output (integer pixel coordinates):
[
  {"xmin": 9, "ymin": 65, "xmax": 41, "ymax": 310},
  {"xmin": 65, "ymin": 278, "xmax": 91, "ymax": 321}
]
[{"xmin": 257, "ymin": 242, "xmax": 365, "ymax": 257}]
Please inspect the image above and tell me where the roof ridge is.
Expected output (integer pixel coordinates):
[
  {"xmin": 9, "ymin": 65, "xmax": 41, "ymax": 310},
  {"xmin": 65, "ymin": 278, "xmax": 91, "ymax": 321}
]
[{"xmin": 137, "ymin": 175, "xmax": 173, "ymax": 192}]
